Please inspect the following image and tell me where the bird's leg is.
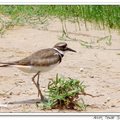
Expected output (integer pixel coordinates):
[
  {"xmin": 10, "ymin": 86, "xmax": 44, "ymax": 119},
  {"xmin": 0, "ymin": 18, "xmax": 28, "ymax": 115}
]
[
  {"xmin": 36, "ymin": 72, "xmax": 44, "ymax": 100},
  {"xmin": 32, "ymin": 71, "xmax": 44, "ymax": 100},
  {"xmin": 37, "ymin": 72, "xmax": 40, "ymax": 97},
  {"xmin": 32, "ymin": 72, "xmax": 39, "ymax": 95}
]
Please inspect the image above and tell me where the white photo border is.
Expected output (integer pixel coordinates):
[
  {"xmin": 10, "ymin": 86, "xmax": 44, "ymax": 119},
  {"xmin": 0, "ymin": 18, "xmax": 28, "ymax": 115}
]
[{"xmin": 0, "ymin": 0, "xmax": 119, "ymax": 117}]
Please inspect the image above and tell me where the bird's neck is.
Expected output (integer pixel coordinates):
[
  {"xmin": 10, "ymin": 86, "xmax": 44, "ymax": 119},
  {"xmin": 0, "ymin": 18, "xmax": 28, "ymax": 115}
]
[{"xmin": 53, "ymin": 48, "xmax": 64, "ymax": 57}]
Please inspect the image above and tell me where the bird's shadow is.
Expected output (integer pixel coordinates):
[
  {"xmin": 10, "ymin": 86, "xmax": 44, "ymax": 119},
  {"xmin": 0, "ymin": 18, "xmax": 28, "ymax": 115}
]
[{"xmin": 4, "ymin": 98, "xmax": 43, "ymax": 105}]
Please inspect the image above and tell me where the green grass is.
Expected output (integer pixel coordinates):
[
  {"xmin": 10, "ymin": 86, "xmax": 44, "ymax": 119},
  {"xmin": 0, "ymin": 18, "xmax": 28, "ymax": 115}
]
[
  {"xmin": 0, "ymin": 5, "xmax": 120, "ymax": 30},
  {"xmin": 36, "ymin": 74, "xmax": 87, "ymax": 111}
]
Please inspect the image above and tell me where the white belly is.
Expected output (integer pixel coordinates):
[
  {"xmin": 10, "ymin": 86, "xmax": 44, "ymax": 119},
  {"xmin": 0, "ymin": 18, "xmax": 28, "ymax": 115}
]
[{"xmin": 13, "ymin": 64, "xmax": 59, "ymax": 73}]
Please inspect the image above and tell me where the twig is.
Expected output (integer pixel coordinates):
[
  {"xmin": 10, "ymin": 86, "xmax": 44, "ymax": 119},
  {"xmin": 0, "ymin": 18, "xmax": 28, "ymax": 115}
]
[
  {"xmin": 3, "ymin": 83, "xmax": 19, "ymax": 95},
  {"xmin": 79, "ymin": 92, "xmax": 104, "ymax": 98}
]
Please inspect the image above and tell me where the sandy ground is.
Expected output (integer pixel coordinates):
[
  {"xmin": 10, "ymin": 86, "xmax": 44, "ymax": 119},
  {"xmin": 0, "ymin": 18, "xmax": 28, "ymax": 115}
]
[{"xmin": 0, "ymin": 18, "xmax": 120, "ymax": 113}]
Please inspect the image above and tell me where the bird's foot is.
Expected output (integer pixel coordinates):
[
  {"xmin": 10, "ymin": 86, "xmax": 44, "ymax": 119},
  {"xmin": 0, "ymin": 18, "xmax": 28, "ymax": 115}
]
[
  {"xmin": 41, "ymin": 95, "xmax": 48, "ymax": 103},
  {"xmin": 37, "ymin": 93, "xmax": 48, "ymax": 103},
  {"xmin": 36, "ymin": 96, "xmax": 49, "ymax": 108}
]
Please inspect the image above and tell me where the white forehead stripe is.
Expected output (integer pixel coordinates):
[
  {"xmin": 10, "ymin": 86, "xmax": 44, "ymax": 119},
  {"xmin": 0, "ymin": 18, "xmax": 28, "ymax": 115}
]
[{"xmin": 53, "ymin": 48, "xmax": 64, "ymax": 56}]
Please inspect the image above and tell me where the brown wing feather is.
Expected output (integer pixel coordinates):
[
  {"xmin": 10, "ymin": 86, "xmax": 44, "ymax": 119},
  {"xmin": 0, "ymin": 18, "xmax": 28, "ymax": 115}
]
[{"xmin": 12, "ymin": 48, "xmax": 61, "ymax": 66}]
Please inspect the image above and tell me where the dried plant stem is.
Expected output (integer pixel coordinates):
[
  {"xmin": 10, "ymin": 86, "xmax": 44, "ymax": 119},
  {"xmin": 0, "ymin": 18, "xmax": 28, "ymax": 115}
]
[{"xmin": 79, "ymin": 92, "xmax": 104, "ymax": 98}]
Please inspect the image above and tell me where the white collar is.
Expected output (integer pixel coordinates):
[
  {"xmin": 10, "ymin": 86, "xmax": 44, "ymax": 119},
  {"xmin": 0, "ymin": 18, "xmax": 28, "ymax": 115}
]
[{"xmin": 53, "ymin": 48, "xmax": 64, "ymax": 56}]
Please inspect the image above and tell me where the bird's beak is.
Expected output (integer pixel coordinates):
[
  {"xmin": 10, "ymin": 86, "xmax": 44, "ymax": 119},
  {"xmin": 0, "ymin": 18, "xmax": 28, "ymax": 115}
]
[{"xmin": 66, "ymin": 47, "xmax": 76, "ymax": 52}]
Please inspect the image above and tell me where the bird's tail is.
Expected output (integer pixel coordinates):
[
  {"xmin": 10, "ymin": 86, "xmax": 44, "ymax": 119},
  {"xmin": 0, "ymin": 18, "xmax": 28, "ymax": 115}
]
[{"xmin": 0, "ymin": 62, "xmax": 13, "ymax": 67}]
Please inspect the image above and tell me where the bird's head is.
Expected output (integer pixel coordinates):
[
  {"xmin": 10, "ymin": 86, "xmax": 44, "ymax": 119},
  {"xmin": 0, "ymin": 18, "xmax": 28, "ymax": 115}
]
[{"xmin": 53, "ymin": 42, "xmax": 76, "ymax": 53}]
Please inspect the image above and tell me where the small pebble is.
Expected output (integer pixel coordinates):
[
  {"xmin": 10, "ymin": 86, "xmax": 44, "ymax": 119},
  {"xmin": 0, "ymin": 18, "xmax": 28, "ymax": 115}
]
[
  {"xmin": 17, "ymin": 92, "xmax": 21, "ymax": 95},
  {"xmin": 107, "ymin": 97, "xmax": 111, "ymax": 102},
  {"xmin": 14, "ymin": 73, "xmax": 19, "ymax": 76},
  {"xmin": 42, "ymin": 86, "xmax": 46, "ymax": 88},
  {"xmin": 3, "ymin": 98, "xmax": 6, "ymax": 101},
  {"xmin": 103, "ymin": 104, "xmax": 106, "ymax": 106},
  {"xmin": 104, "ymin": 101, "xmax": 107, "ymax": 104},
  {"xmin": 80, "ymin": 68, "xmax": 84, "ymax": 72},
  {"xmin": 111, "ymin": 105, "xmax": 116, "ymax": 107},
  {"xmin": 106, "ymin": 85, "xmax": 110, "ymax": 88},
  {"xmin": 7, "ymin": 96, "xmax": 10, "ymax": 98},
  {"xmin": 18, "ymin": 80, "xmax": 25, "ymax": 83},
  {"xmin": 90, "ymin": 75, "xmax": 94, "ymax": 78},
  {"xmin": 9, "ymin": 92, "xmax": 13, "ymax": 95}
]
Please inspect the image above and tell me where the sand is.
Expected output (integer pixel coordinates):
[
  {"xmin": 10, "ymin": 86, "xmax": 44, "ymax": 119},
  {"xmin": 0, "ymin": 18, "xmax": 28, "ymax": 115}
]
[{"xmin": 0, "ymin": 18, "xmax": 120, "ymax": 113}]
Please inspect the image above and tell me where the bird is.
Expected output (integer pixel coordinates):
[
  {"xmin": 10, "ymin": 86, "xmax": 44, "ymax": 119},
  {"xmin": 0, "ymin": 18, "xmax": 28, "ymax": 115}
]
[{"xmin": 0, "ymin": 42, "xmax": 76, "ymax": 101}]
